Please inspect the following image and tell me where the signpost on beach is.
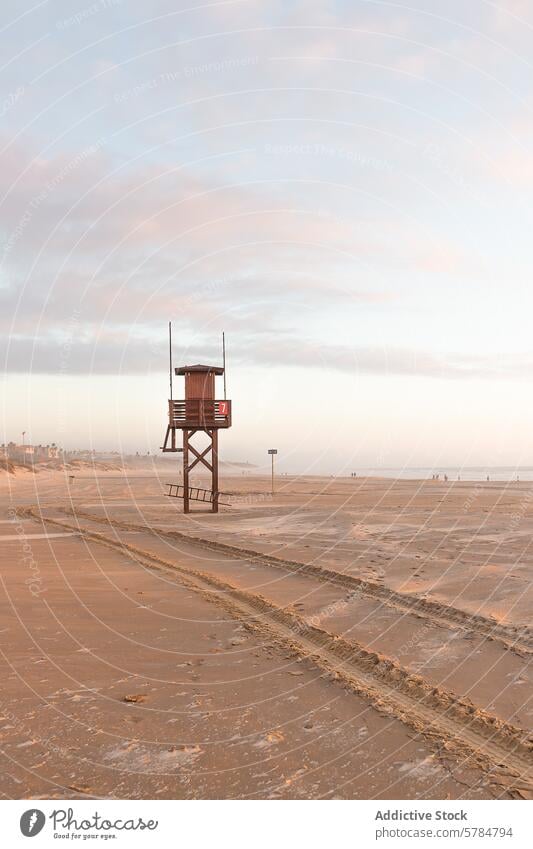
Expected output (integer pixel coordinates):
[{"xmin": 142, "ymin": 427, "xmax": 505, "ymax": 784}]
[{"xmin": 268, "ymin": 449, "xmax": 278, "ymax": 496}]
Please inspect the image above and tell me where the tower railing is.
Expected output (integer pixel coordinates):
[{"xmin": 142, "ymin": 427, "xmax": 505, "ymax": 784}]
[{"xmin": 168, "ymin": 399, "xmax": 232, "ymax": 429}]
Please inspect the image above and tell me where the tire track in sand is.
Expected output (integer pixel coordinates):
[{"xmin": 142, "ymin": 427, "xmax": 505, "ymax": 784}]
[
  {"xmin": 24, "ymin": 508, "xmax": 533, "ymax": 796},
  {"xmin": 57, "ymin": 506, "xmax": 533, "ymax": 658}
]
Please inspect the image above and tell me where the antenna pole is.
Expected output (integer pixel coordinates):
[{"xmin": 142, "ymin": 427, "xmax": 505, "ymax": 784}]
[
  {"xmin": 169, "ymin": 321, "xmax": 173, "ymax": 401},
  {"xmin": 222, "ymin": 331, "xmax": 227, "ymax": 400}
]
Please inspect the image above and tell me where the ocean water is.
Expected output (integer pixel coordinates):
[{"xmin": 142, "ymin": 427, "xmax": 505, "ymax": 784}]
[{"xmin": 355, "ymin": 467, "xmax": 533, "ymax": 482}]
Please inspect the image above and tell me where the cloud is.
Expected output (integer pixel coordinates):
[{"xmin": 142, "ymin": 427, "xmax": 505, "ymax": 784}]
[
  {"xmin": 0, "ymin": 0, "xmax": 530, "ymax": 401},
  {"xmin": 0, "ymin": 123, "xmax": 487, "ymax": 385},
  {"xmin": 240, "ymin": 338, "xmax": 533, "ymax": 381},
  {"xmin": 4, "ymin": 329, "xmax": 533, "ymax": 382}
]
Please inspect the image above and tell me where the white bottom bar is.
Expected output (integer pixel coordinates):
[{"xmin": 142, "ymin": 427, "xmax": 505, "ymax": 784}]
[{"xmin": 3, "ymin": 800, "xmax": 531, "ymax": 848}]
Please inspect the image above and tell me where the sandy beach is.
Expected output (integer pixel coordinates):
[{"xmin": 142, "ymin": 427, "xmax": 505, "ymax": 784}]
[{"xmin": 0, "ymin": 467, "xmax": 531, "ymax": 799}]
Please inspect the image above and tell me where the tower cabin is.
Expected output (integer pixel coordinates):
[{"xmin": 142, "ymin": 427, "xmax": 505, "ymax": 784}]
[{"xmin": 161, "ymin": 363, "xmax": 232, "ymax": 513}]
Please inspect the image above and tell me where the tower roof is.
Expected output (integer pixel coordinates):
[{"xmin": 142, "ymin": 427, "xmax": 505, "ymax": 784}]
[{"xmin": 175, "ymin": 363, "xmax": 224, "ymax": 375}]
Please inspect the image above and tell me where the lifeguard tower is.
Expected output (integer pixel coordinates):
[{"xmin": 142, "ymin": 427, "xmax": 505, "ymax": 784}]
[{"xmin": 161, "ymin": 333, "xmax": 231, "ymax": 513}]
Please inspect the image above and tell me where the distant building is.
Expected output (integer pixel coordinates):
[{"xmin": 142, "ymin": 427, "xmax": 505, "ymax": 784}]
[
  {"xmin": 1, "ymin": 443, "xmax": 33, "ymax": 462},
  {"xmin": 33, "ymin": 444, "xmax": 60, "ymax": 460},
  {"xmin": 1, "ymin": 442, "xmax": 61, "ymax": 462}
]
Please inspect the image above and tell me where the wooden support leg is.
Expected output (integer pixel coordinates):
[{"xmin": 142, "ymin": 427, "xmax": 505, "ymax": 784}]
[
  {"xmin": 181, "ymin": 428, "xmax": 220, "ymax": 514},
  {"xmin": 212, "ymin": 429, "xmax": 219, "ymax": 513},
  {"xmin": 183, "ymin": 430, "xmax": 190, "ymax": 514}
]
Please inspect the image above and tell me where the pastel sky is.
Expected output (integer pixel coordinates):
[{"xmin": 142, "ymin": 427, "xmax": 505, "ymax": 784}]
[{"xmin": 2, "ymin": 0, "xmax": 533, "ymax": 472}]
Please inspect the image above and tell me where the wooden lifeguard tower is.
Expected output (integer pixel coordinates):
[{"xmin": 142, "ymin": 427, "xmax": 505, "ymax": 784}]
[{"xmin": 161, "ymin": 329, "xmax": 231, "ymax": 513}]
